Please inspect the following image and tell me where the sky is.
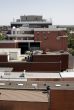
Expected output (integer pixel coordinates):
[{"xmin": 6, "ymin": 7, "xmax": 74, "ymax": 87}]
[{"xmin": 0, "ymin": 0, "xmax": 74, "ymax": 25}]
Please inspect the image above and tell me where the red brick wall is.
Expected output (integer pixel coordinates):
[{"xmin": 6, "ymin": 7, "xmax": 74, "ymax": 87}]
[
  {"xmin": 0, "ymin": 62, "xmax": 61, "ymax": 72},
  {"xmin": 0, "ymin": 101, "xmax": 48, "ymax": 110},
  {"xmin": 60, "ymin": 54, "xmax": 69, "ymax": 70},
  {"xmin": 32, "ymin": 55, "xmax": 61, "ymax": 62},
  {"xmin": 0, "ymin": 54, "xmax": 68, "ymax": 72},
  {"xmin": 0, "ymin": 55, "xmax": 8, "ymax": 62},
  {"xmin": 60, "ymin": 37, "xmax": 68, "ymax": 51},
  {"xmin": 0, "ymin": 43, "xmax": 18, "ymax": 48},
  {"xmin": 50, "ymin": 90, "xmax": 74, "ymax": 110},
  {"xmin": 32, "ymin": 54, "xmax": 69, "ymax": 71},
  {"xmin": 34, "ymin": 31, "xmax": 67, "ymax": 51}
]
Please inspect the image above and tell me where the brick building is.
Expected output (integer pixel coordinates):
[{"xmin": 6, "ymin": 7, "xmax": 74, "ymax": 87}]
[
  {"xmin": 34, "ymin": 27, "xmax": 67, "ymax": 51},
  {"xmin": 5, "ymin": 15, "xmax": 68, "ymax": 52},
  {"xmin": 0, "ymin": 15, "xmax": 69, "ymax": 72},
  {"xmin": 6, "ymin": 26, "xmax": 68, "ymax": 53}
]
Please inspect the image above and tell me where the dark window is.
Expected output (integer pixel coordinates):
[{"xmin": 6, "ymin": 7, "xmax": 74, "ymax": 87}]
[
  {"xmin": 26, "ymin": 17, "xmax": 27, "ymax": 20},
  {"xmin": 13, "ymin": 31, "xmax": 15, "ymax": 34}
]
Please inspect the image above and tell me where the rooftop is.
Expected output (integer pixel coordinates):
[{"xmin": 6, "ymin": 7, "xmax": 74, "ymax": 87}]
[
  {"xmin": 0, "ymin": 71, "xmax": 73, "ymax": 90},
  {"xmin": 10, "ymin": 26, "xmax": 66, "ymax": 31},
  {"xmin": 26, "ymin": 72, "xmax": 60, "ymax": 79},
  {"xmin": 0, "ymin": 80, "xmax": 73, "ymax": 91},
  {"xmin": 0, "ymin": 67, "xmax": 13, "ymax": 72},
  {"xmin": 7, "ymin": 34, "xmax": 34, "ymax": 37},
  {"xmin": 0, "ymin": 71, "xmax": 73, "ymax": 80},
  {"xmin": 34, "ymin": 27, "xmax": 67, "ymax": 31},
  {"xmin": 0, "ymin": 89, "xmax": 48, "ymax": 102}
]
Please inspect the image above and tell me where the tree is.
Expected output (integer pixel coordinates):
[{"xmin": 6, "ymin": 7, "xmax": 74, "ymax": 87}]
[
  {"xmin": 0, "ymin": 33, "xmax": 5, "ymax": 40},
  {"xmin": 67, "ymin": 31, "xmax": 73, "ymax": 48}
]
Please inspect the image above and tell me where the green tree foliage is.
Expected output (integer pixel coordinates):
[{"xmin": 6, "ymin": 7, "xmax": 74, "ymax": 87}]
[
  {"xmin": 68, "ymin": 31, "xmax": 74, "ymax": 55},
  {"xmin": 68, "ymin": 32, "xmax": 74, "ymax": 48},
  {"xmin": 0, "ymin": 33, "xmax": 5, "ymax": 40}
]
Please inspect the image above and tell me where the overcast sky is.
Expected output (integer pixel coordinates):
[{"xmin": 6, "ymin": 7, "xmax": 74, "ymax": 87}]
[{"xmin": 0, "ymin": 0, "xmax": 74, "ymax": 25}]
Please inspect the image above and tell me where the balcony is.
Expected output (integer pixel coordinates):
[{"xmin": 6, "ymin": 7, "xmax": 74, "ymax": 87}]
[{"xmin": 7, "ymin": 34, "xmax": 34, "ymax": 38}]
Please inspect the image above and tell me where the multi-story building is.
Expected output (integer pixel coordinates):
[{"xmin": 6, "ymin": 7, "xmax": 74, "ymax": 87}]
[
  {"xmin": 7, "ymin": 26, "xmax": 67, "ymax": 53},
  {"xmin": 6, "ymin": 15, "xmax": 67, "ymax": 53},
  {"xmin": 0, "ymin": 15, "xmax": 73, "ymax": 110},
  {"xmin": 0, "ymin": 15, "xmax": 69, "ymax": 72},
  {"xmin": 11, "ymin": 15, "xmax": 52, "ymax": 28}
]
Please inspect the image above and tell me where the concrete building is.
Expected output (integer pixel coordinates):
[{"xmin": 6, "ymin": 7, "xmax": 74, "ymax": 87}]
[
  {"xmin": 20, "ymin": 15, "xmax": 43, "ymax": 22},
  {"xmin": 11, "ymin": 15, "xmax": 52, "ymax": 28}
]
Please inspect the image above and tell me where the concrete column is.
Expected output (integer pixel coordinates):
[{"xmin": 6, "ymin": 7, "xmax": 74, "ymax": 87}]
[{"xmin": 28, "ymin": 42, "xmax": 30, "ymax": 50}]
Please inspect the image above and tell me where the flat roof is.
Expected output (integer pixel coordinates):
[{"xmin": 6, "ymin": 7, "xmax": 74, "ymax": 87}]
[
  {"xmin": 45, "ymin": 51, "xmax": 69, "ymax": 55},
  {"xmin": 26, "ymin": 72, "xmax": 61, "ymax": 79},
  {"xmin": 34, "ymin": 27, "xmax": 67, "ymax": 31},
  {"xmin": 0, "ymin": 89, "xmax": 48, "ymax": 102},
  {"xmin": 0, "ymin": 68, "xmax": 13, "ymax": 72},
  {"xmin": 0, "ymin": 40, "xmax": 41, "ymax": 43},
  {"xmin": 50, "ymin": 81, "xmax": 74, "ymax": 90},
  {"xmin": 1, "ymin": 71, "xmax": 74, "ymax": 80},
  {"xmin": 0, "ymin": 81, "xmax": 74, "ymax": 91},
  {"xmin": 7, "ymin": 34, "xmax": 34, "ymax": 37},
  {"xmin": 32, "ymin": 51, "xmax": 69, "ymax": 55},
  {"xmin": 55, "ymin": 25, "xmax": 74, "ymax": 28},
  {"xmin": 0, "ymin": 72, "xmax": 61, "ymax": 79},
  {"xmin": 60, "ymin": 71, "xmax": 74, "ymax": 78}
]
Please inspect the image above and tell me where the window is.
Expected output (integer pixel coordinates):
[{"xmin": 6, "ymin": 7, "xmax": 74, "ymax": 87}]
[
  {"xmin": 9, "ymin": 37, "xmax": 15, "ymax": 40},
  {"xmin": 17, "ymin": 31, "xmax": 20, "ymax": 34},
  {"xmin": 28, "ymin": 37, "xmax": 34, "ymax": 40},
  {"xmin": 26, "ymin": 17, "xmax": 27, "ymax": 20},
  {"xmin": 58, "ymin": 31, "xmax": 62, "ymax": 36},
  {"xmin": 35, "ymin": 17, "xmax": 38, "ymax": 21},
  {"xmin": 23, "ymin": 38, "xmax": 27, "ymax": 40},
  {"xmin": 13, "ymin": 31, "xmax": 15, "ymax": 34}
]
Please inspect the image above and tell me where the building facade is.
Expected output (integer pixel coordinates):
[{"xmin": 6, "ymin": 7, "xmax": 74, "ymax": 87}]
[
  {"xmin": 11, "ymin": 15, "xmax": 52, "ymax": 28},
  {"xmin": 0, "ymin": 15, "xmax": 69, "ymax": 72},
  {"xmin": 7, "ymin": 26, "xmax": 68, "ymax": 52}
]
